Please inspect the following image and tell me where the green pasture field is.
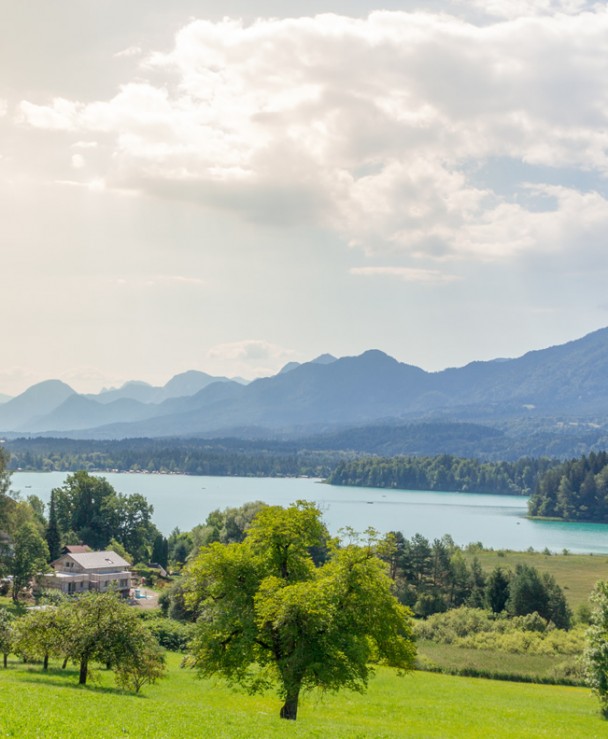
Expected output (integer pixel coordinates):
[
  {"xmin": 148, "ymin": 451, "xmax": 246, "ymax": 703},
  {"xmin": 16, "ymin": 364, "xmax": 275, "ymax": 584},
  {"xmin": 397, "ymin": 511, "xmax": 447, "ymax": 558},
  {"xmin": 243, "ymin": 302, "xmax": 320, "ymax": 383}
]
[
  {"xmin": 417, "ymin": 640, "xmax": 580, "ymax": 685},
  {"xmin": 463, "ymin": 549, "xmax": 608, "ymax": 610},
  {"xmin": 0, "ymin": 652, "xmax": 604, "ymax": 738}
]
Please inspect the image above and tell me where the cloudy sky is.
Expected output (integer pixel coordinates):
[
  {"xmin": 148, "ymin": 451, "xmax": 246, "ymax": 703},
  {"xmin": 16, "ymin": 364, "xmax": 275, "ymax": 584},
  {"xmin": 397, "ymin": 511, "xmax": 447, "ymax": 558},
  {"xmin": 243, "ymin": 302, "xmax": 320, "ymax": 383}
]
[{"xmin": 1, "ymin": 0, "xmax": 607, "ymax": 395}]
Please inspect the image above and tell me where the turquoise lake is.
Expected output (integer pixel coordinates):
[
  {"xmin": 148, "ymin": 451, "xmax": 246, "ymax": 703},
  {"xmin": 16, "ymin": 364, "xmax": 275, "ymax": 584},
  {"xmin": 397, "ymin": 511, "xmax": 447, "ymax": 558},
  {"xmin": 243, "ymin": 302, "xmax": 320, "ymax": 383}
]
[{"xmin": 11, "ymin": 471, "xmax": 608, "ymax": 554}]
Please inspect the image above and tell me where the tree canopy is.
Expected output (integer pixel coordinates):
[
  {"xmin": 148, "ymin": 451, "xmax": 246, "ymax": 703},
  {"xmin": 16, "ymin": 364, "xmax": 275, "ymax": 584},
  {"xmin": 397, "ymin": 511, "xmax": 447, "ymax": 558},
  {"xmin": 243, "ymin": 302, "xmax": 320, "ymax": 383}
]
[
  {"xmin": 584, "ymin": 580, "xmax": 608, "ymax": 717},
  {"xmin": 0, "ymin": 447, "xmax": 15, "ymax": 537},
  {"xmin": 10, "ymin": 521, "xmax": 49, "ymax": 601},
  {"xmin": 529, "ymin": 451, "xmax": 608, "ymax": 522},
  {"xmin": 184, "ymin": 501, "xmax": 416, "ymax": 720}
]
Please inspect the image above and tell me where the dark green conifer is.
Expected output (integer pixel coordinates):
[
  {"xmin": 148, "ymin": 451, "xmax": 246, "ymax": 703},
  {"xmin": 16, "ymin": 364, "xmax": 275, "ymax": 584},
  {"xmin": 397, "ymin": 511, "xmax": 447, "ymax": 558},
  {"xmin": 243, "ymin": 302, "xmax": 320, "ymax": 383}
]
[{"xmin": 45, "ymin": 491, "xmax": 61, "ymax": 562}]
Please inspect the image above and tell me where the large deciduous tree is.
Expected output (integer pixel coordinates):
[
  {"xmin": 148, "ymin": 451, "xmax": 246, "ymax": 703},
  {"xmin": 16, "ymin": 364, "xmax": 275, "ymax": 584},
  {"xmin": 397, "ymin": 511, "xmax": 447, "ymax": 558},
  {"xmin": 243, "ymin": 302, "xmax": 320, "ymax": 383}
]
[
  {"xmin": 51, "ymin": 471, "xmax": 158, "ymax": 562},
  {"xmin": 584, "ymin": 580, "xmax": 608, "ymax": 717},
  {"xmin": 185, "ymin": 501, "xmax": 416, "ymax": 721},
  {"xmin": 0, "ymin": 448, "xmax": 15, "ymax": 550}
]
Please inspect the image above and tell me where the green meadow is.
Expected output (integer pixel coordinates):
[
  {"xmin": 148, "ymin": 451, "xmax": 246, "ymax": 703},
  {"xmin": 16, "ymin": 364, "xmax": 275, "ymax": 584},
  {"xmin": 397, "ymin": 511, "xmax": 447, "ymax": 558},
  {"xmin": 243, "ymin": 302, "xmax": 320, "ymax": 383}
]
[
  {"xmin": 463, "ymin": 549, "xmax": 608, "ymax": 611},
  {"xmin": 0, "ymin": 652, "xmax": 604, "ymax": 738}
]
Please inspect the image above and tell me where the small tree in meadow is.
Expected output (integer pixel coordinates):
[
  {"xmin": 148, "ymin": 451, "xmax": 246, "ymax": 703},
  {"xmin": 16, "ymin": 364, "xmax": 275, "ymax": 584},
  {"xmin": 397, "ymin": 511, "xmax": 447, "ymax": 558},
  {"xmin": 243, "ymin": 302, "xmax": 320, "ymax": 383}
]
[
  {"xmin": 60, "ymin": 591, "xmax": 165, "ymax": 689},
  {"xmin": 0, "ymin": 608, "xmax": 15, "ymax": 668},
  {"xmin": 13, "ymin": 607, "xmax": 66, "ymax": 671},
  {"xmin": 114, "ymin": 632, "xmax": 166, "ymax": 693}
]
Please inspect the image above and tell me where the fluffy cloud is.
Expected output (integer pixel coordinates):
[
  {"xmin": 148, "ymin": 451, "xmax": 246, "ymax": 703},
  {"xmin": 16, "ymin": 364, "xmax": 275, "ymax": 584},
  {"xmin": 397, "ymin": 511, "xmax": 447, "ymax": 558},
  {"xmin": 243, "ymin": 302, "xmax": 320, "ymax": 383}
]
[
  {"xmin": 464, "ymin": 0, "xmax": 591, "ymax": 20},
  {"xmin": 207, "ymin": 340, "xmax": 295, "ymax": 377},
  {"xmin": 16, "ymin": 9, "xmax": 608, "ymax": 263}
]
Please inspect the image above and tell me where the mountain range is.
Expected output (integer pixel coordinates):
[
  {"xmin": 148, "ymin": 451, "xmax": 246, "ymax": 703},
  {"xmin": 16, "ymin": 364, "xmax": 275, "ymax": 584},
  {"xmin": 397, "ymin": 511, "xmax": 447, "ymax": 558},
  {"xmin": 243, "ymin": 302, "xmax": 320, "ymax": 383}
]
[{"xmin": 2, "ymin": 328, "xmax": 608, "ymax": 440}]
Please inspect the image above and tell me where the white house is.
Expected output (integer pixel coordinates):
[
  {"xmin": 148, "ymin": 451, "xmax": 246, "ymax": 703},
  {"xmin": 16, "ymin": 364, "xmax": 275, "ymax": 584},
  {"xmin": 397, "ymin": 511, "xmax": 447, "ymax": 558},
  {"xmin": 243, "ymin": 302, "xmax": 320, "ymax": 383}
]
[{"xmin": 39, "ymin": 550, "xmax": 132, "ymax": 596}]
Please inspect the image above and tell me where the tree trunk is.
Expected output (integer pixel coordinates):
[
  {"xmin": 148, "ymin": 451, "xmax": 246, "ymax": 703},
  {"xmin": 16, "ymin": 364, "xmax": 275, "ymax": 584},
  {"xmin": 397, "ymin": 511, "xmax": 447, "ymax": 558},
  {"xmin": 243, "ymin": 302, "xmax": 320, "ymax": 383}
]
[
  {"xmin": 43, "ymin": 654, "xmax": 49, "ymax": 671},
  {"xmin": 279, "ymin": 690, "xmax": 300, "ymax": 720},
  {"xmin": 3, "ymin": 652, "xmax": 6, "ymax": 669},
  {"xmin": 79, "ymin": 656, "xmax": 88, "ymax": 685},
  {"xmin": 62, "ymin": 656, "xmax": 68, "ymax": 670}
]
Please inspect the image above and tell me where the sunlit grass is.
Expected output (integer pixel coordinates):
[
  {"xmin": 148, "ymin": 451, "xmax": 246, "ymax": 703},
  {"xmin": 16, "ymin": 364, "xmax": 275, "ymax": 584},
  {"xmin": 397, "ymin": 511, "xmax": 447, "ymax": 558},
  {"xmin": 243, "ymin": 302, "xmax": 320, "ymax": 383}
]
[
  {"xmin": 417, "ymin": 639, "xmax": 581, "ymax": 685},
  {"xmin": 0, "ymin": 652, "xmax": 604, "ymax": 738}
]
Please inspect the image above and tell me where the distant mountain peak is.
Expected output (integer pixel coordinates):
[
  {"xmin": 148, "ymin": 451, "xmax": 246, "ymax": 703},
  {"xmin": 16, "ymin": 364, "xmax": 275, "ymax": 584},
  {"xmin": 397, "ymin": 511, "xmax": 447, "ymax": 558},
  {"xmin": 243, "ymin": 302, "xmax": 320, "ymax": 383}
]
[
  {"xmin": 0, "ymin": 379, "xmax": 76, "ymax": 432},
  {"xmin": 279, "ymin": 353, "xmax": 338, "ymax": 374},
  {"xmin": 311, "ymin": 353, "xmax": 337, "ymax": 365}
]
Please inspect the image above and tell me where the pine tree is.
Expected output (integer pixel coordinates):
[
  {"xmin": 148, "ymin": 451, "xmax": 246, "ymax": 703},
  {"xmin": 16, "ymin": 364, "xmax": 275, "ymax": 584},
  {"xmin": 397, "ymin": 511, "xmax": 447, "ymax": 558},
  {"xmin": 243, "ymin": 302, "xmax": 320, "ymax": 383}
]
[{"xmin": 45, "ymin": 492, "xmax": 61, "ymax": 563}]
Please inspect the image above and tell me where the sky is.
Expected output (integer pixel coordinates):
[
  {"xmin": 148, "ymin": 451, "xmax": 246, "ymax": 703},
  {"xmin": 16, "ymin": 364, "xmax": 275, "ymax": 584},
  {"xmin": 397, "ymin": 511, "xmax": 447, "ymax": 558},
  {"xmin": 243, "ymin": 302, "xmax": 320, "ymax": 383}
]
[{"xmin": 1, "ymin": 0, "xmax": 608, "ymax": 396}]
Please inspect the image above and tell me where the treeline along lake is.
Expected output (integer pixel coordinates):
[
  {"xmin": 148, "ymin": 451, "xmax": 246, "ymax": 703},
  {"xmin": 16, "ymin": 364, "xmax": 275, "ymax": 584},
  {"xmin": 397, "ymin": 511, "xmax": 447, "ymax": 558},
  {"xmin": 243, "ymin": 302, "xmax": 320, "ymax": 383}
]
[{"xmin": 11, "ymin": 471, "xmax": 608, "ymax": 554}]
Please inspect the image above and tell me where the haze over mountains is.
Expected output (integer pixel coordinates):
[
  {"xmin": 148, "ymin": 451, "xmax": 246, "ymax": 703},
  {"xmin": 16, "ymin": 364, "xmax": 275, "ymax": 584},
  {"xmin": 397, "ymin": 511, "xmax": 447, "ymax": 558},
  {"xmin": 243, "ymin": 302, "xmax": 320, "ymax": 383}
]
[{"xmin": 1, "ymin": 329, "xmax": 608, "ymax": 441}]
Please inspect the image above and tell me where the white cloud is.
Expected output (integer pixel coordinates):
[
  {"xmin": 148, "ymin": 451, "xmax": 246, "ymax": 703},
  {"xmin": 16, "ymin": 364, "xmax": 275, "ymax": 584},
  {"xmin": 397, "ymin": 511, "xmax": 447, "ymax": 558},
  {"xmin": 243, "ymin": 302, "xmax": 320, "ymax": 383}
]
[
  {"xmin": 19, "ymin": 98, "xmax": 80, "ymax": 130},
  {"xmin": 115, "ymin": 274, "xmax": 206, "ymax": 289},
  {"xmin": 207, "ymin": 339, "xmax": 295, "ymax": 377},
  {"xmin": 114, "ymin": 46, "xmax": 143, "ymax": 58},
  {"xmin": 350, "ymin": 266, "xmax": 460, "ymax": 284},
  {"xmin": 463, "ymin": 0, "xmax": 591, "ymax": 20},
  {"xmin": 72, "ymin": 140, "xmax": 98, "ymax": 149},
  {"xmin": 15, "ymin": 10, "xmax": 608, "ymax": 264}
]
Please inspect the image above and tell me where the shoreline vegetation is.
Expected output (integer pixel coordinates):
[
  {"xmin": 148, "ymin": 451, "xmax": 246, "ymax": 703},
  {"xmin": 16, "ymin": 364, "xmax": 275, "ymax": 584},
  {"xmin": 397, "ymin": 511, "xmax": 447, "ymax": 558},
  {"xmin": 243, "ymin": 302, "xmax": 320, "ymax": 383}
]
[{"xmin": 6, "ymin": 439, "xmax": 608, "ymax": 524}]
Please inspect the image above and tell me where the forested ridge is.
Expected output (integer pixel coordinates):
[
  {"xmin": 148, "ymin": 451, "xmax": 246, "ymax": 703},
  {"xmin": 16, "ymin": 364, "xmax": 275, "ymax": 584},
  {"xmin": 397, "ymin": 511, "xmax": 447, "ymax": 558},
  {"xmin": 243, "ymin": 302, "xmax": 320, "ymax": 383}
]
[{"xmin": 327, "ymin": 455, "xmax": 557, "ymax": 495}]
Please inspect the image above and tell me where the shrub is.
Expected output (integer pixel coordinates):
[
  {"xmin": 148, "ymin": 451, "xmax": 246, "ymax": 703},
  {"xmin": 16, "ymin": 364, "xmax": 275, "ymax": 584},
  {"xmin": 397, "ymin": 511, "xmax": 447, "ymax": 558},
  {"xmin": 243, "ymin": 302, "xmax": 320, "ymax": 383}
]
[{"xmin": 145, "ymin": 616, "xmax": 195, "ymax": 652}]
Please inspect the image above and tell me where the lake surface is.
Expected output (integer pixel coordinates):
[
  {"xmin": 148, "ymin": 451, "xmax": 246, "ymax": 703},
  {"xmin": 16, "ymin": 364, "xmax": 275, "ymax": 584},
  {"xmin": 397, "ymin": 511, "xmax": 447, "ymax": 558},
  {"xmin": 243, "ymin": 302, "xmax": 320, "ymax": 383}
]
[{"xmin": 11, "ymin": 471, "xmax": 608, "ymax": 554}]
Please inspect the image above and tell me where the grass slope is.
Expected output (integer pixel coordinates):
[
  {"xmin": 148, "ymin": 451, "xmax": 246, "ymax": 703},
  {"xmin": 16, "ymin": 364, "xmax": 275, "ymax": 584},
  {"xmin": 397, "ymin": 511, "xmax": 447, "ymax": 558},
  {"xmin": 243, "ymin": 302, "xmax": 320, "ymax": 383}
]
[
  {"xmin": 0, "ymin": 653, "xmax": 604, "ymax": 738},
  {"xmin": 417, "ymin": 640, "xmax": 579, "ymax": 685}
]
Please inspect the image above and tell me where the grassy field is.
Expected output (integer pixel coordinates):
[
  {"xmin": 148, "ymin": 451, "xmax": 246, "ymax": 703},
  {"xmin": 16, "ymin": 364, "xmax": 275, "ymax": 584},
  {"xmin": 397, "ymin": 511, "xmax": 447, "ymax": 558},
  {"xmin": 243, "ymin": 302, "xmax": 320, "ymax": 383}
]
[
  {"xmin": 0, "ymin": 652, "xmax": 605, "ymax": 738},
  {"xmin": 417, "ymin": 639, "xmax": 581, "ymax": 684},
  {"xmin": 463, "ymin": 549, "xmax": 608, "ymax": 611}
]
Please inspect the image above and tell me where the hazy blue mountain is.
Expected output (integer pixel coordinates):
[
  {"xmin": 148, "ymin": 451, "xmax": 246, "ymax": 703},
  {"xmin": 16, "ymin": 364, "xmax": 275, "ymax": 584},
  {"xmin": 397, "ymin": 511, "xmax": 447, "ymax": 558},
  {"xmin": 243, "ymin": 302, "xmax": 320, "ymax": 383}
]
[
  {"xmin": 0, "ymin": 380, "xmax": 75, "ymax": 431},
  {"xmin": 84, "ymin": 327, "xmax": 608, "ymax": 438},
  {"xmin": 93, "ymin": 370, "xmax": 238, "ymax": 404},
  {"xmin": 279, "ymin": 362, "xmax": 301, "ymax": 374},
  {"xmin": 23, "ymin": 394, "xmax": 158, "ymax": 433},
  {"xmin": 0, "ymin": 393, "xmax": 11, "ymax": 405},
  {"xmin": 92, "ymin": 381, "xmax": 157, "ymax": 405},
  {"xmin": 6, "ymin": 327, "xmax": 608, "ymax": 439},
  {"xmin": 279, "ymin": 353, "xmax": 338, "ymax": 374},
  {"xmin": 73, "ymin": 350, "xmax": 430, "ymax": 438},
  {"xmin": 156, "ymin": 370, "xmax": 234, "ymax": 401}
]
